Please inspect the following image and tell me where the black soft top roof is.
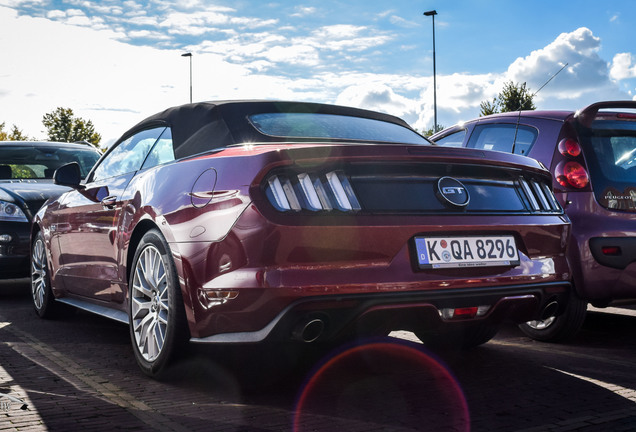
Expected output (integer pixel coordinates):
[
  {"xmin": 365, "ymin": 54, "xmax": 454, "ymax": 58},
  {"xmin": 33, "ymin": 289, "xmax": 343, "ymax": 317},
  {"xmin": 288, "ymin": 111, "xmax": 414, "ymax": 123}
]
[{"xmin": 119, "ymin": 100, "xmax": 417, "ymax": 159}]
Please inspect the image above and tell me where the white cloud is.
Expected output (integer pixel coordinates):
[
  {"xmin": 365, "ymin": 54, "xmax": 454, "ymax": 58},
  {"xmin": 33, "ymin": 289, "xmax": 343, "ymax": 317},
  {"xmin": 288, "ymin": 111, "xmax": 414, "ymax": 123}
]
[
  {"xmin": 336, "ymin": 83, "xmax": 416, "ymax": 117},
  {"xmin": 190, "ymin": 23, "xmax": 390, "ymax": 71},
  {"xmin": 506, "ymin": 27, "xmax": 613, "ymax": 101},
  {"xmin": 263, "ymin": 44, "xmax": 319, "ymax": 66},
  {"xmin": 290, "ymin": 6, "xmax": 316, "ymax": 17},
  {"xmin": 158, "ymin": 9, "xmax": 277, "ymax": 36},
  {"xmin": 45, "ymin": 9, "xmax": 64, "ymax": 19},
  {"xmin": 336, "ymin": 27, "xmax": 633, "ymax": 130},
  {"xmin": 42, "ymin": 7, "xmax": 108, "ymax": 29},
  {"xmin": 610, "ymin": 53, "xmax": 636, "ymax": 81},
  {"xmin": 388, "ymin": 15, "xmax": 417, "ymax": 28},
  {"xmin": 127, "ymin": 29, "xmax": 171, "ymax": 40}
]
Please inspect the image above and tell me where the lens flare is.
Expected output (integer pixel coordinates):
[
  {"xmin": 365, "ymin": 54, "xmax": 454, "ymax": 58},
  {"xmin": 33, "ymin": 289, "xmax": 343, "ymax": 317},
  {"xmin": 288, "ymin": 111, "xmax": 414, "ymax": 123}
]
[{"xmin": 293, "ymin": 339, "xmax": 469, "ymax": 431}]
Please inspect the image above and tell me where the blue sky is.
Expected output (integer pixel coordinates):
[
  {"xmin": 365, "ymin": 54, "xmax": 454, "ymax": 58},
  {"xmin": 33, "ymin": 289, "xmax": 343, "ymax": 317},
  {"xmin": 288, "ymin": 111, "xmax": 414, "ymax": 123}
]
[{"xmin": 1, "ymin": 0, "xmax": 636, "ymax": 146}]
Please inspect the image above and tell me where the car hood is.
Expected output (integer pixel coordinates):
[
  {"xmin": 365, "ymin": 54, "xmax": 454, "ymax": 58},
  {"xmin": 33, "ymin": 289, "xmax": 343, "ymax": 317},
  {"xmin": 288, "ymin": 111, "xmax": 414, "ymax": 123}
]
[{"xmin": 0, "ymin": 180, "xmax": 71, "ymax": 218}]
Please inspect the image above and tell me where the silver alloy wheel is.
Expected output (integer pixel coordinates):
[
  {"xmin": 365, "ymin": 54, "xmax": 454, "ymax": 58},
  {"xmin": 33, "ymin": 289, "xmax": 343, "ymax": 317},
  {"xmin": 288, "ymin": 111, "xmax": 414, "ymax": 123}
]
[
  {"xmin": 525, "ymin": 316, "xmax": 556, "ymax": 330},
  {"xmin": 31, "ymin": 236, "xmax": 47, "ymax": 310},
  {"xmin": 131, "ymin": 244, "xmax": 170, "ymax": 362}
]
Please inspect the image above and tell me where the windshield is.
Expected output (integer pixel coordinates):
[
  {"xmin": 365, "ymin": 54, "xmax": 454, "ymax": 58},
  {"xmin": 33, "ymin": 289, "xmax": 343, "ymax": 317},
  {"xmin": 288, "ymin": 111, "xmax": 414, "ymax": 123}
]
[
  {"xmin": 0, "ymin": 145, "xmax": 101, "ymax": 180},
  {"xmin": 249, "ymin": 112, "xmax": 429, "ymax": 145}
]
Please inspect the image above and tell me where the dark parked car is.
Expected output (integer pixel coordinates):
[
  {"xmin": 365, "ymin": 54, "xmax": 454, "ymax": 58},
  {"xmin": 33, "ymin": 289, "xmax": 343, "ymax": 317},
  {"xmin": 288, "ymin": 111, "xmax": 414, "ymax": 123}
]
[
  {"xmin": 431, "ymin": 101, "xmax": 636, "ymax": 341},
  {"xmin": 0, "ymin": 141, "xmax": 100, "ymax": 279},
  {"xmin": 32, "ymin": 100, "xmax": 571, "ymax": 377}
]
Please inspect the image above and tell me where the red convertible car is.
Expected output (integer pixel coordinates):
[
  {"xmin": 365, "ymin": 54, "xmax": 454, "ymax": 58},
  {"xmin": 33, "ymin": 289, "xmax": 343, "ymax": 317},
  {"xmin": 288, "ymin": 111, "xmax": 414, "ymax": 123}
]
[{"xmin": 32, "ymin": 100, "xmax": 571, "ymax": 377}]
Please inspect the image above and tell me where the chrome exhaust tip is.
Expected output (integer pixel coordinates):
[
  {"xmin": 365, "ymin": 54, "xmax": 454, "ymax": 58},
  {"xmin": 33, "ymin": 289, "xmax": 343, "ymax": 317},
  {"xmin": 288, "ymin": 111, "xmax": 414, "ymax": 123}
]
[
  {"xmin": 292, "ymin": 318, "xmax": 325, "ymax": 343},
  {"xmin": 540, "ymin": 301, "xmax": 559, "ymax": 320}
]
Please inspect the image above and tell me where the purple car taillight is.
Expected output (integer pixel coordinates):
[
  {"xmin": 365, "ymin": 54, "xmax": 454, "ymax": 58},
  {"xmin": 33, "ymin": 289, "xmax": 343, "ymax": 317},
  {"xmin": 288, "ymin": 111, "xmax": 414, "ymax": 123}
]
[
  {"xmin": 554, "ymin": 138, "xmax": 590, "ymax": 190},
  {"xmin": 265, "ymin": 170, "xmax": 361, "ymax": 212}
]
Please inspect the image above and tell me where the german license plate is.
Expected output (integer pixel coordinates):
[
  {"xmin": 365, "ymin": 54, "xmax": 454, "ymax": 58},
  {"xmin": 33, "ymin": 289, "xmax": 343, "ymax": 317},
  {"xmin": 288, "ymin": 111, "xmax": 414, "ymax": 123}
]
[{"xmin": 414, "ymin": 235, "xmax": 519, "ymax": 269}]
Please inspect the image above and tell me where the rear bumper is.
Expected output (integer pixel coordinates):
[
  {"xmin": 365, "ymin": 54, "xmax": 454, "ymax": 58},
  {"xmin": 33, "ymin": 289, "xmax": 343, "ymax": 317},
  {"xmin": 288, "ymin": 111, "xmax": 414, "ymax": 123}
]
[
  {"xmin": 190, "ymin": 282, "xmax": 570, "ymax": 344},
  {"xmin": 580, "ymin": 236, "xmax": 636, "ymax": 303},
  {"xmin": 174, "ymin": 204, "xmax": 571, "ymax": 342},
  {"xmin": 564, "ymin": 193, "xmax": 636, "ymax": 301},
  {"xmin": 589, "ymin": 237, "xmax": 636, "ymax": 270}
]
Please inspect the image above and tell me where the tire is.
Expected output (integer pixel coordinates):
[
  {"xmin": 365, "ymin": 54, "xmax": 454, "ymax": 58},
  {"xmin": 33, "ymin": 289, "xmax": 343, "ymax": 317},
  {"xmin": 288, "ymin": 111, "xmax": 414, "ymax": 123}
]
[
  {"xmin": 415, "ymin": 322, "xmax": 499, "ymax": 349},
  {"xmin": 129, "ymin": 229, "xmax": 189, "ymax": 378},
  {"xmin": 518, "ymin": 294, "xmax": 587, "ymax": 342},
  {"xmin": 31, "ymin": 231, "xmax": 62, "ymax": 318}
]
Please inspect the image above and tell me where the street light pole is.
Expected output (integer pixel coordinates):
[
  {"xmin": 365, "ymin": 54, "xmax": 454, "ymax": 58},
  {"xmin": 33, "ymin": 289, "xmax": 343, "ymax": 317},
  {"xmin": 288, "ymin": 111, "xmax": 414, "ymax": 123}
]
[
  {"xmin": 423, "ymin": 10, "xmax": 438, "ymax": 132},
  {"xmin": 181, "ymin": 52, "xmax": 192, "ymax": 103}
]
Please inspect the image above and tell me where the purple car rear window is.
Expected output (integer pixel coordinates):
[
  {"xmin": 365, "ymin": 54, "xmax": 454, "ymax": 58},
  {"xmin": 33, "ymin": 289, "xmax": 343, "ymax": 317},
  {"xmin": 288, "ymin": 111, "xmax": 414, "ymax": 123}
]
[
  {"xmin": 467, "ymin": 124, "xmax": 538, "ymax": 156},
  {"xmin": 586, "ymin": 128, "xmax": 636, "ymax": 182},
  {"xmin": 578, "ymin": 119, "xmax": 636, "ymax": 211},
  {"xmin": 434, "ymin": 129, "xmax": 466, "ymax": 147},
  {"xmin": 248, "ymin": 112, "xmax": 429, "ymax": 145}
]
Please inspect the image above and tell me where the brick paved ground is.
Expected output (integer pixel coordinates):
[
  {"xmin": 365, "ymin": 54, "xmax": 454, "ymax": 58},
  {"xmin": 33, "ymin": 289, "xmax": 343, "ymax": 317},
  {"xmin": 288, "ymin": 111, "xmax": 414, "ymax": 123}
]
[{"xmin": 1, "ymin": 279, "xmax": 636, "ymax": 431}]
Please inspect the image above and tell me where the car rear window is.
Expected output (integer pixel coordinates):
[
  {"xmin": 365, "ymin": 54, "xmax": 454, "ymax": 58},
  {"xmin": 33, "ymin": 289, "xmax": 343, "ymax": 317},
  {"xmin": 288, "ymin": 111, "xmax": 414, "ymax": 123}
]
[
  {"xmin": 248, "ymin": 112, "xmax": 429, "ymax": 145},
  {"xmin": 467, "ymin": 124, "xmax": 538, "ymax": 156},
  {"xmin": 434, "ymin": 129, "xmax": 467, "ymax": 147},
  {"xmin": 582, "ymin": 120, "xmax": 636, "ymax": 180},
  {"xmin": 579, "ymin": 118, "xmax": 636, "ymax": 210}
]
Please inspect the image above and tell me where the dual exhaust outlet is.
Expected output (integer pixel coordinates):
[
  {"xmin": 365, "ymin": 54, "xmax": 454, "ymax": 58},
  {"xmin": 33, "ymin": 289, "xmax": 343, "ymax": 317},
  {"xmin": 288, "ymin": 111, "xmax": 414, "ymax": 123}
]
[{"xmin": 290, "ymin": 299, "xmax": 560, "ymax": 343}]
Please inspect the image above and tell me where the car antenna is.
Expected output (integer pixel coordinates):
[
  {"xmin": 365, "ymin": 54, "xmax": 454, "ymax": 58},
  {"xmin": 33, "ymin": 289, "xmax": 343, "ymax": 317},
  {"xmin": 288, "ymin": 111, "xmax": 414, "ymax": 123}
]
[{"xmin": 511, "ymin": 62, "xmax": 568, "ymax": 155}]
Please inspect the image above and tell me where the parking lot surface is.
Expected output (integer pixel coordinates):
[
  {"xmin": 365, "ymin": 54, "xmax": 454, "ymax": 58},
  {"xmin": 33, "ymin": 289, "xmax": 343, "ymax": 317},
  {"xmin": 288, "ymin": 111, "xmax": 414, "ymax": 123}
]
[{"xmin": 1, "ymin": 279, "xmax": 636, "ymax": 431}]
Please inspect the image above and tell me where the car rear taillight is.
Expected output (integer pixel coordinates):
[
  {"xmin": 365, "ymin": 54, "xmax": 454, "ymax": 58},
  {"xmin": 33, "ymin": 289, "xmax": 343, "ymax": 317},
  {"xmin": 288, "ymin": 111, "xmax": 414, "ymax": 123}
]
[
  {"xmin": 553, "ymin": 138, "xmax": 590, "ymax": 191},
  {"xmin": 555, "ymin": 161, "xmax": 589, "ymax": 189},
  {"xmin": 265, "ymin": 170, "xmax": 361, "ymax": 212},
  {"xmin": 518, "ymin": 177, "xmax": 562, "ymax": 212},
  {"xmin": 558, "ymin": 138, "xmax": 581, "ymax": 157}
]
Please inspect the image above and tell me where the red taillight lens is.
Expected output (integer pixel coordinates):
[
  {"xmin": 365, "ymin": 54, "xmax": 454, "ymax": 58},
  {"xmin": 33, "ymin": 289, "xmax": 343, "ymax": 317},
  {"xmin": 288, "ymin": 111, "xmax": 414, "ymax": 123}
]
[
  {"xmin": 439, "ymin": 306, "xmax": 490, "ymax": 320},
  {"xmin": 558, "ymin": 138, "xmax": 582, "ymax": 157},
  {"xmin": 601, "ymin": 246, "xmax": 621, "ymax": 256},
  {"xmin": 453, "ymin": 307, "xmax": 479, "ymax": 318},
  {"xmin": 555, "ymin": 161, "xmax": 589, "ymax": 189}
]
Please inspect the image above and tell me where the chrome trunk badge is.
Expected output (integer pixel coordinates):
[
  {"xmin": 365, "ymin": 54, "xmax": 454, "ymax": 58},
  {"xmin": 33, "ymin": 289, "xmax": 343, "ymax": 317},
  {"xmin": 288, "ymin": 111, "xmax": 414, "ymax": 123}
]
[{"xmin": 436, "ymin": 177, "xmax": 469, "ymax": 208}]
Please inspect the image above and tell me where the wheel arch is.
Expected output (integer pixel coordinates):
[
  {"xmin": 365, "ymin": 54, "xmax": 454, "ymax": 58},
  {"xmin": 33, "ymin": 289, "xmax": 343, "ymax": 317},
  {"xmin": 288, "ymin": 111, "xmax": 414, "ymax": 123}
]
[
  {"xmin": 125, "ymin": 220, "xmax": 195, "ymax": 336},
  {"xmin": 30, "ymin": 221, "xmax": 42, "ymax": 255},
  {"xmin": 126, "ymin": 219, "xmax": 162, "ymax": 283}
]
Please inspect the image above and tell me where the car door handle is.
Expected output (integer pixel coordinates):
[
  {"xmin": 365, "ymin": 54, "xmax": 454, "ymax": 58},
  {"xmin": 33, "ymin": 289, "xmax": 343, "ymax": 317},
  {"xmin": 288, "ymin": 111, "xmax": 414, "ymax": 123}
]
[{"xmin": 101, "ymin": 195, "xmax": 117, "ymax": 208}]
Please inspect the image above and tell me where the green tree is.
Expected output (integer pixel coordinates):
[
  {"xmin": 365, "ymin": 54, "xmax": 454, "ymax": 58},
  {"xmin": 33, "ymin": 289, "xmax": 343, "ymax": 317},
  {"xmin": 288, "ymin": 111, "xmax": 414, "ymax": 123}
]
[
  {"xmin": 422, "ymin": 125, "xmax": 445, "ymax": 137},
  {"xmin": 479, "ymin": 81, "xmax": 536, "ymax": 117},
  {"xmin": 42, "ymin": 107, "xmax": 101, "ymax": 146},
  {"xmin": 0, "ymin": 122, "xmax": 30, "ymax": 141},
  {"xmin": 479, "ymin": 99, "xmax": 499, "ymax": 117},
  {"xmin": 8, "ymin": 125, "xmax": 29, "ymax": 141}
]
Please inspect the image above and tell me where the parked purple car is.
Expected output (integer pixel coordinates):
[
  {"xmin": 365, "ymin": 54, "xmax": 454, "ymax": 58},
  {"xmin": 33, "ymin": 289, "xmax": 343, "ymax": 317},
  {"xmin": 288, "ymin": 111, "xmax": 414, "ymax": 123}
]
[{"xmin": 431, "ymin": 101, "xmax": 636, "ymax": 341}]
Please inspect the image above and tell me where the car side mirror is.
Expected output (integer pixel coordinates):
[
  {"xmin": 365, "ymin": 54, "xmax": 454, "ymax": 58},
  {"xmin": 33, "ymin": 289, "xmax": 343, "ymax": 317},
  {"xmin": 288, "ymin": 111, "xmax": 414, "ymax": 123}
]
[{"xmin": 54, "ymin": 162, "xmax": 83, "ymax": 189}]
